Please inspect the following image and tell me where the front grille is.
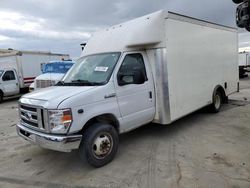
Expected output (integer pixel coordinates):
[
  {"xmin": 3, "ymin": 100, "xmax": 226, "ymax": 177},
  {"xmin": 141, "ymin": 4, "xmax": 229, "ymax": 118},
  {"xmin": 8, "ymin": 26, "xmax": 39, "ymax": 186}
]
[
  {"xmin": 22, "ymin": 118, "xmax": 38, "ymax": 127},
  {"xmin": 36, "ymin": 80, "xmax": 56, "ymax": 88},
  {"xmin": 19, "ymin": 104, "xmax": 47, "ymax": 131},
  {"xmin": 20, "ymin": 105, "xmax": 37, "ymax": 112}
]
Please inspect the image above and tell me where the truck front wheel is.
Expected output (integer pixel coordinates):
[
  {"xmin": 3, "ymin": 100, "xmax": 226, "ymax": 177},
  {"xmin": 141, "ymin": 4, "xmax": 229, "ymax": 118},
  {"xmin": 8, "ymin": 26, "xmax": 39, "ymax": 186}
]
[
  {"xmin": 210, "ymin": 90, "xmax": 222, "ymax": 113},
  {"xmin": 79, "ymin": 123, "xmax": 119, "ymax": 167}
]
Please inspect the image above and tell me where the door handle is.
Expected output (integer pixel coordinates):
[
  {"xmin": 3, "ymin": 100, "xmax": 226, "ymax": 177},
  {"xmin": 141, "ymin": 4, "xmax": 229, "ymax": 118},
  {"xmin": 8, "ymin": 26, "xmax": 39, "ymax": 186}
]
[
  {"xmin": 149, "ymin": 91, "xmax": 152, "ymax": 99},
  {"xmin": 104, "ymin": 93, "xmax": 116, "ymax": 99}
]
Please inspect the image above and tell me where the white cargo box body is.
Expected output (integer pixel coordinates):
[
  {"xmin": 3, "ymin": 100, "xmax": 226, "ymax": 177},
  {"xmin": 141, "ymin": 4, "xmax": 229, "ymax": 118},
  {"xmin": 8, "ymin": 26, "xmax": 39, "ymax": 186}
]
[
  {"xmin": 239, "ymin": 52, "xmax": 250, "ymax": 67},
  {"xmin": 82, "ymin": 10, "xmax": 238, "ymax": 125},
  {"xmin": 0, "ymin": 50, "xmax": 69, "ymax": 88}
]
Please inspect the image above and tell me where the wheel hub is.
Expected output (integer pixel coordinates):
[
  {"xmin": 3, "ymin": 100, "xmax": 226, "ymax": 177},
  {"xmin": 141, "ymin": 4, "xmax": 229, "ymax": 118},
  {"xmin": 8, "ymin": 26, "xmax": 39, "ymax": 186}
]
[
  {"xmin": 214, "ymin": 94, "xmax": 221, "ymax": 109},
  {"xmin": 92, "ymin": 133, "xmax": 112, "ymax": 159}
]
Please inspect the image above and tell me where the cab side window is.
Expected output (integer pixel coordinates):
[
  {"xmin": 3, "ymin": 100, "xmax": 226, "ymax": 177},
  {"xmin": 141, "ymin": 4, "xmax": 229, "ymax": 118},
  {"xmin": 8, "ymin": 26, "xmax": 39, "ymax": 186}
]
[
  {"xmin": 117, "ymin": 54, "xmax": 148, "ymax": 86},
  {"xmin": 2, "ymin": 71, "xmax": 16, "ymax": 81}
]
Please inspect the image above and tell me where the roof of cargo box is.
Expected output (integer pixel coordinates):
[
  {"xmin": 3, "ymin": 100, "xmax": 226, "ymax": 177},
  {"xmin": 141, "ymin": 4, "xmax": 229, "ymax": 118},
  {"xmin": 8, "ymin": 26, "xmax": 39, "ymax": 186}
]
[
  {"xmin": 82, "ymin": 10, "xmax": 237, "ymax": 56},
  {"xmin": 0, "ymin": 49, "xmax": 69, "ymax": 58}
]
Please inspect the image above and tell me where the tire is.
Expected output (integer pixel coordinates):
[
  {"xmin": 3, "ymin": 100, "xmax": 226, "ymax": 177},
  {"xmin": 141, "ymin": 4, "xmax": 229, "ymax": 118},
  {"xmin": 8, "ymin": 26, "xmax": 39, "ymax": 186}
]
[
  {"xmin": 0, "ymin": 92, "xmax": 3, "ymax": 103},
  {"xmin": 210, "ymin": 90, "xmax": 222, "ymax": 113},
  {"xmin": 79, "ymin": 123, "xmax": 119, "ymax": 168}
]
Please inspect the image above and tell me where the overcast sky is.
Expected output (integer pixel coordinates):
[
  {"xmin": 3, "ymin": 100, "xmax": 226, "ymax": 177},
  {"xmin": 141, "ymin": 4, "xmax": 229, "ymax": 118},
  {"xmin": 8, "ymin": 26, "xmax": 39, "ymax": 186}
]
[{"xmin": 0, "ymin": 0, "xmax": 248, "ymax": 58}]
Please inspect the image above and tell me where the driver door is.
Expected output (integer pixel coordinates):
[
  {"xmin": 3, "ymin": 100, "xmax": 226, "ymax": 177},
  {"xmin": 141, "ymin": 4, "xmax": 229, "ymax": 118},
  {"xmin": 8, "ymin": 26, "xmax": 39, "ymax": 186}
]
[
  {"xmin": 114, "ymin": 52, "xmax": 155, "ymax": 132},
  {"xmin": 2, "ymin": 70, "xmax": 19, "ymax": 95}
]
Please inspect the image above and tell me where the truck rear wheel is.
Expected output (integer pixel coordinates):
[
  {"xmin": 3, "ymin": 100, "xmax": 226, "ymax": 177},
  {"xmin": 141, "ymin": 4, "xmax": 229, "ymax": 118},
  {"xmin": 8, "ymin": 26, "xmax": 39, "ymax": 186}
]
[
  {"xmin": 0, "ymin": 92, "xmax": 3, "ymax": 103},
  {"xmin": 79, "ymin": 123, "xmax": 118, "ymax": 168},
  {"xmin": 210, "ymin": 90, "xmax": 222, "ymax": 113}
]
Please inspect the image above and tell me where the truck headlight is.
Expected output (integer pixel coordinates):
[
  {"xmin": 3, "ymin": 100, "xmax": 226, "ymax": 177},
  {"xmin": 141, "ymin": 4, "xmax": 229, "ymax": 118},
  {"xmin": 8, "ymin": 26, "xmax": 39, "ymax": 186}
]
[{"xmin": 48, "ymin": 109, "xmax": 72, "ymax": 134}]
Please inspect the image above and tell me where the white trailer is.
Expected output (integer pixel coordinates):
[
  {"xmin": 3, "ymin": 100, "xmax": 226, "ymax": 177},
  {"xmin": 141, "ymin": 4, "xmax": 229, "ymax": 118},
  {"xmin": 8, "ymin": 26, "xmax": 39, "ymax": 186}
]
[
  {"xmin": 17, "ymin": 10, "xmax": 238, "ymax": 167},
  {"xmin": 0, "ymin": 49, "xmax": 69, "ymax": 102},
  {"xmin": 238, "ymin": 52, "xmax": 250, "ymax": 78}
]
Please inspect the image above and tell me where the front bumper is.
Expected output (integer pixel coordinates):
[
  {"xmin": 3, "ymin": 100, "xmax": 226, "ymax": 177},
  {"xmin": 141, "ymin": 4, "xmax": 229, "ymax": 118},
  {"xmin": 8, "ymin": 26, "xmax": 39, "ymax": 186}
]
[{"xmin": 16, "ymin": 123, "xmax": 82, "ymax": 152}]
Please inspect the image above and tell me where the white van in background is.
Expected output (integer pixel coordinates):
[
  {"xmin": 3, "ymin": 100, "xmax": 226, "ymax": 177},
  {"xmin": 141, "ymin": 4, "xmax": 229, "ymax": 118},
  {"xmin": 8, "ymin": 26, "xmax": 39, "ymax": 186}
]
[{"xmin": 29, "ymin": 60, "xmax": 74, "ymax": 91}]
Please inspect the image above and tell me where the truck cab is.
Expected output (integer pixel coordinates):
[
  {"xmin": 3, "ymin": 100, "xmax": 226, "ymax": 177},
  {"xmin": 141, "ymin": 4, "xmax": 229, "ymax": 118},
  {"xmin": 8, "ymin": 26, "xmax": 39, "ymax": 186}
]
[
  {"xmin": 17, "ymin": 51, "xmax": 155, "ymax": 167},
  {"xmin": 0, "ymin": 69, "xmax": 19, "ymax": 102}
]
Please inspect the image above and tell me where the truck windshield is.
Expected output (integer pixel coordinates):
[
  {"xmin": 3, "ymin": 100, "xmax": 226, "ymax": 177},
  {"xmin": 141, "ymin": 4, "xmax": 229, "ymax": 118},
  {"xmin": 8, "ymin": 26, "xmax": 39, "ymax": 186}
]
[
  {"xmin": 43, "ymin": 63, "xmax": 74, "ymax": 74},
  {"xmin": 60, "ymin": 52, "xmax": 120, "ymax": 86},
  {"xmin": 0, "ymin": 70, "xmax": 3, "ymax": 77}
]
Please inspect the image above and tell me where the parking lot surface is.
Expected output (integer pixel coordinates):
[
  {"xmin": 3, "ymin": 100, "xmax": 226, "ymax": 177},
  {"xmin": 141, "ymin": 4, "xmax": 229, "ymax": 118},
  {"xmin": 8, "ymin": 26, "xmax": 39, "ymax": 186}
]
[{"xmin": 0, "ymin": 76, "xmax": 250, "ymax": 188}]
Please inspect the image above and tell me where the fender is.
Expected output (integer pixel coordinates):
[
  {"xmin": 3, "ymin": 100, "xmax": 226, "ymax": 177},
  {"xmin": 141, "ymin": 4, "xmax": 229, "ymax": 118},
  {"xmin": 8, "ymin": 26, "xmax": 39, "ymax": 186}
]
[{"xmin": 68, "ymin": 98, "xmax": 122, "ymax": 134}]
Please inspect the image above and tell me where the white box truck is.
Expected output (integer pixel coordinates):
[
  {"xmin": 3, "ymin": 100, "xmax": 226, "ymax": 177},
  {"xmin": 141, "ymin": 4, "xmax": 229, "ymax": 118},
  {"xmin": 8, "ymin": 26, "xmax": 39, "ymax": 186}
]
[
  {"xmin": 238, "ymin": 52, "xmax": 250, "ymax": 78},
  {"xmin": 16, "ymin": 10, "xmax": 238, "ymax": 167},
  {"xmin": 0, "ymin": 49, "xmax": 69, "ymax": 102}
]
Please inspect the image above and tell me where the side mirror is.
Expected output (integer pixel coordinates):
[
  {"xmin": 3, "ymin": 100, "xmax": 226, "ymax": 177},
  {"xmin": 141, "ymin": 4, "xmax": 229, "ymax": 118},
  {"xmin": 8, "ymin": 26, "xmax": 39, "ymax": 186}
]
[
  {"xmin": 118, "ymin": 70, "xmax": 145, "ymax": 86},
  {"xmin": 41, "ymin": 63, "xmax": 46, "ymax": 73},
  {"xmin": 232, "ymin": 0, "xmax": 243, "ymax": 4},
  {"xmin": 118, "ymin": 74, "xmax": 133, "ymax": 86}
]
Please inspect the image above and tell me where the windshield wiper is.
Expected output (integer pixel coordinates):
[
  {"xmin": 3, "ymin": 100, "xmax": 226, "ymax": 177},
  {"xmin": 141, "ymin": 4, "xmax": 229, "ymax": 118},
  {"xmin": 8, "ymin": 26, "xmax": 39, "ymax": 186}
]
[
  {"xmin": 57, "ymin": 80, "xmax": 102, "ymax": 86},
  {"xmin": 71, "ymin": 79, "xmax": 100, "ymax": 86},
  {"xmin": 56, "ymin": 81, "xmax": 65, "ymax": 86}
]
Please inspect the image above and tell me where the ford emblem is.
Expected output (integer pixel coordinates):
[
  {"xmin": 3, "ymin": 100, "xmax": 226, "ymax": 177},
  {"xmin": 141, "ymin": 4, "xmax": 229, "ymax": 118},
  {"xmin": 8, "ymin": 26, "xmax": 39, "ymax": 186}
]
[{"xmin": 24, "ymin": 112, "xmax": 32, "ymax": 120}]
